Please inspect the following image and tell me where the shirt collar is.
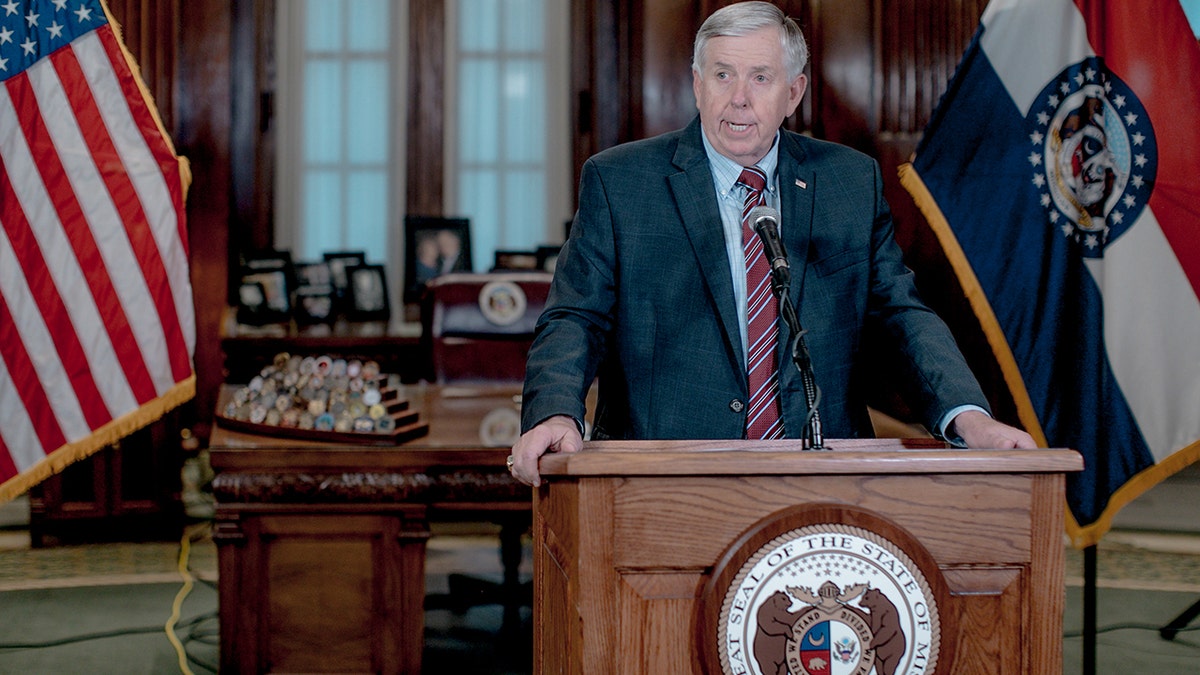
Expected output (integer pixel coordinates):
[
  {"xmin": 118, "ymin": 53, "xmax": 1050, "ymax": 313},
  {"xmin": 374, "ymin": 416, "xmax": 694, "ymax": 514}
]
[{"xmin": 700, "ymin": 130, "xmax": 781, "ymax": 194}]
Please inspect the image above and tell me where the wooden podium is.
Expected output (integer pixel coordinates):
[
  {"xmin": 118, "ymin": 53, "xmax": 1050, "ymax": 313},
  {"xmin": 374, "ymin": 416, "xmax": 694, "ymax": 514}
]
[{"xmin": 533, "ymin": 439, "xmax": 1082, "ymax": 675}]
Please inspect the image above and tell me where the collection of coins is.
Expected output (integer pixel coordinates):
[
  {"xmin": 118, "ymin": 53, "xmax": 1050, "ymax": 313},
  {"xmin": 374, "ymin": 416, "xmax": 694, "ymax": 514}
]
[{"xmin": 223, "ymin": 353, "xmax": 400, "ymax": 434}]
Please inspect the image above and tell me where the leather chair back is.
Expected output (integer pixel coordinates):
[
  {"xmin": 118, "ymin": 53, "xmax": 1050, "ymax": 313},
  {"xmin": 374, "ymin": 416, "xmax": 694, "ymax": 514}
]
[{"xmin": 424, "ymin": 272, "xmax": 552, "ymax": 383}]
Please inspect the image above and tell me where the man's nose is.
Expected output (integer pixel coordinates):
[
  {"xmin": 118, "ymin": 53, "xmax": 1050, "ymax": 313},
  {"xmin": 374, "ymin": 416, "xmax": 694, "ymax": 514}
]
[{"xmin": 731, "ymin": 81, "xmax": 751, "ymax": 107}]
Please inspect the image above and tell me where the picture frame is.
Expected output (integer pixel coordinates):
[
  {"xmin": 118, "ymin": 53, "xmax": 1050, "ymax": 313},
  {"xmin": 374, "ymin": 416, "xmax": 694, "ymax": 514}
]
[
  {"xmin": 294, "ymin": 260, "xmax": 333, "ymax": 290},
  {"xmin": 237, "ymin": 250, "xmax": 293, "ymax": 325},
  {"xmin": 236, "ymin": 280, "xmax": 289, "ymax": 326},
  {"xmin": 492, "ymin": 250, "xmax": 540, "ymax": 271},
  {"xmin": 293, "ymin": 285, "xmax": 335, "ymax": 325},
  {"xmin": 322, "ymin": 250, "xmax": 366, "ymax": 312},
  {"xmin": 243, "ymin": 249, "xmax": 294, "ymax": 292},
  {"xmin": 345, "ymin": 263, "xmax": 391, "ymax": 321},
  {"xmin": 403, "ymin": 216, "xmax": 472, "ymax": 304}
]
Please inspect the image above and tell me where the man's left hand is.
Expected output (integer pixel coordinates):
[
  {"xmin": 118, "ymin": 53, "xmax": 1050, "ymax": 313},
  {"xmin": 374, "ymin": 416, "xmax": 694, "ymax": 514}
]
[{"xmin": 951, "ymin": 410, "xmax": 1038, "ymax": 449}]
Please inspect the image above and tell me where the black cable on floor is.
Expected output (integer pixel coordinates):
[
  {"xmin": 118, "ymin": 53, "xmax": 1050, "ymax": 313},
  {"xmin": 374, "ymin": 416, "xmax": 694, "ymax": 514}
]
[
  {"xmin": 1065, "ymin": 622, "xmax": 1200, "ymax": 641},
  {"xmin": 0, "ymin": 611, "xmax": 216, "ymax": 651}
]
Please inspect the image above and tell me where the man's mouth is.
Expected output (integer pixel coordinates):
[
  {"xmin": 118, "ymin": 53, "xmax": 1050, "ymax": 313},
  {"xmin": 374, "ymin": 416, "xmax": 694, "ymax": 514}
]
[{"xmin": 726, "ymin": 122, "xmax": 753, "ymax": 133}]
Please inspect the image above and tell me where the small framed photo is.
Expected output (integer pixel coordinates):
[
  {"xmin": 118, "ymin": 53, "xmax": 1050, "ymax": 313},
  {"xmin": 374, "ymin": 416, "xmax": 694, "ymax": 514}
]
[
  {"xmin": 294, "ymin": 260, "xmax": 332, "ymax": 290},
  {"xmin": 323, "ymin": 250, "xmax": 366, "ymax": 310},
  {"xmin": 236, "ymin": 280, "xmax": 288, "ymax": 325},
  {"xmin": 346, "ymin": 263, "xmax": 391, "ymax": 321},
  {"xmin": 241, "ymin": 267, "xmax": 290, "ymax": 312},
  {"xmin": 403, "ymin": 216, "xmax": 472, "ymax": 304},
  {"xmin": 244, "ymin": 249, "xmax": 292, "ymax": 272},
  {"xmin": 294, "ymin": 286, "xmax": 335, "ymax": 325},
  {"xmin": 243, "ymin": 249, "xmax": 294, "ymax": 288},
  {"xmin": 239, "ymin": 249, "xmax": 294, "ymax": 323},
  {"xmin": 492, "ymin": 250, "xmax": 540, "ymax": 271}
]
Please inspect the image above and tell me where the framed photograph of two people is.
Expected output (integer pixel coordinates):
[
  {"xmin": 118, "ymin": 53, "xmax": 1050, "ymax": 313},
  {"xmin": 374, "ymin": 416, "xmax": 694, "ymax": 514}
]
[{"xmin": 403, "ymin": 216, "xmax": 472, "ymax": 304}]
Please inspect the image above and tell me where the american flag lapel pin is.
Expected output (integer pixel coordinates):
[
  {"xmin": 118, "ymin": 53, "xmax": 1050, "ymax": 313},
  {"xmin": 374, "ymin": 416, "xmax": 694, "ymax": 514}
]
[{"xmin": 795, "ymin": 179, "xmax": 807, "ymax": 189}]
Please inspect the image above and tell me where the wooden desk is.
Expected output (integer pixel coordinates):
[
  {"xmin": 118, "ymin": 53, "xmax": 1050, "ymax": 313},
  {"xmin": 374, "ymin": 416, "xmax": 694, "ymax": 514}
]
[{"xmin": 210, "ymin": 382, "xmax": 528, "ymax": 675}]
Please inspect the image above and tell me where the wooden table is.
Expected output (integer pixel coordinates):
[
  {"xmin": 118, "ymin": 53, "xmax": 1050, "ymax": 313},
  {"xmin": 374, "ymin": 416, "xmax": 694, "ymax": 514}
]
[{"xmin": 209, "ymin": 382, "xmax": 530, "ymax": 675}]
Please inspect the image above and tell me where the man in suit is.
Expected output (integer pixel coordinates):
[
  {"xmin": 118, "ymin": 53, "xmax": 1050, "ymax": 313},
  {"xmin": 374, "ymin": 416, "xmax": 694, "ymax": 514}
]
[{"xmin": 508, "ymin": 1, "xmax": 1034, "ymax": 486}]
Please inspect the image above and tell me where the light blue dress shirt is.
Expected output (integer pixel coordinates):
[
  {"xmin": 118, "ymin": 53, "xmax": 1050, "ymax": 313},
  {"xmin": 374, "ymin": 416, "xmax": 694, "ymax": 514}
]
[{"xmin": 700, "ymin": 130, "xmax": 781, "ymax": 368}]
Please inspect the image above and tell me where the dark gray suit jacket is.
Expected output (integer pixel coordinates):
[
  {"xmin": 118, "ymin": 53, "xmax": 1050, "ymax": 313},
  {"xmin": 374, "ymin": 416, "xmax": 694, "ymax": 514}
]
[{"xmin": 521, "ymin": 116, "xmax": 988, "ymax": 440}]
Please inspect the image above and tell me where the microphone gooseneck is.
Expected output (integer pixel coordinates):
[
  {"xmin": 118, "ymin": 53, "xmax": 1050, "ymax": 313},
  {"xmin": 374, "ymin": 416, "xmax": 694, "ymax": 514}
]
[{"xmin": 745, "ymin": 204, "xmax": 824, "ymax": 449}]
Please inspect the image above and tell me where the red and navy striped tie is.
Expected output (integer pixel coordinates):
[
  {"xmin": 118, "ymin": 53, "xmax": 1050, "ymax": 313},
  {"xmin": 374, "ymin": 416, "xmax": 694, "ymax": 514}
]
[{"xmin": 737, "ymin": 167, "xmax": 784, "ymax": 439}]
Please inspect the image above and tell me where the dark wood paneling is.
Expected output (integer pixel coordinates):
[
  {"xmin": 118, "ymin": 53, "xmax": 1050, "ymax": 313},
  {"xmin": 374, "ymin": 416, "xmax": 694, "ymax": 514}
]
[
  {"xmin": 407, "ymin": 0, "xmax": 446, "ymax": 215},
  {"xmin": 178, "ymin": 0, "xmax": 234, "ymax": 436},
  {"xmin": 634, "ymin": 0, "xmax": 702, "ymax": 139},
  {"xmin": 809, "ymin": 0, "xmax": 872, "ymax": 150},
  {"xmin": 230, "ymin": 0, "xmax": 276, "ymax": 253},
  {"xmin": 104, "ymin": 0, "xmax": 177, "ymax": 132}
]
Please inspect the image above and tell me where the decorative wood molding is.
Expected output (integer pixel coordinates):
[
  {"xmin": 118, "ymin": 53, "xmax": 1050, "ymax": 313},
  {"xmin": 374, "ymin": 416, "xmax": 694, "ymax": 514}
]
[{"xmin": 212, "ymin": 469, "xmax": 527, "ymax": 503}]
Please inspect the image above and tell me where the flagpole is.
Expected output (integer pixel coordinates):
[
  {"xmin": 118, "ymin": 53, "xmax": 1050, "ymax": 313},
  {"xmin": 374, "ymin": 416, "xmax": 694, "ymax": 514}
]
[{"xmin": 1083, "ymin": 545, "xmax": 1097, "ymax": 675}]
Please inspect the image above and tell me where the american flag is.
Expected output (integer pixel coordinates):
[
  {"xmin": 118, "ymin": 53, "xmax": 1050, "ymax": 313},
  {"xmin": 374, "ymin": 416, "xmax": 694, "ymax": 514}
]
[{"xmin": 0, "ymin": 0, "xmax": 193, "ymax": 501}]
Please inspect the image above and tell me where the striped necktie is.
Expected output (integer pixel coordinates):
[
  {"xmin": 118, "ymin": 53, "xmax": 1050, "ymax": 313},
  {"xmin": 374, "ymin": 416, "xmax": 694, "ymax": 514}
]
[{"xmin": 737, "ymin": 167, "xmax": 784, "ymax": 439}]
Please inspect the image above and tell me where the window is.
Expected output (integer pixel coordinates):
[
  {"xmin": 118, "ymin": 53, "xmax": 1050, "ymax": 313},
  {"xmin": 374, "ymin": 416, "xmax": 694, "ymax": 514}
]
[
  {"xmin": 447, "ymin": 0, "xmax": 572, "ymax": 271},
  {"xmin": 276, "ymin": 1, "xmax": 569, "ymax": 316},
  {"xmin": 275, "ymin": 0, "xmax": 403, "ymax": 311}
]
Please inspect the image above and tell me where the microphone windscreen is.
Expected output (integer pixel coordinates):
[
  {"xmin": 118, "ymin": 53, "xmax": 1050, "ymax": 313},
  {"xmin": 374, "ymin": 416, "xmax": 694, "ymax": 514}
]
[{"xmin": 749, "ymin": 205, "xmax": 780, "ymax": 231}]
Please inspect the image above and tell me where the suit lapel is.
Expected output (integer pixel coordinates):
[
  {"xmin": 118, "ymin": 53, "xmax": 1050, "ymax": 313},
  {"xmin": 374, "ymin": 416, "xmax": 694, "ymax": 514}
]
[
  {"xmin": 669, "ymin": 118, "xmax": 744, "ymax": 366},
  {"xmin": 777, "ymin": 133, "xmax": 814, "ymax": 306}
]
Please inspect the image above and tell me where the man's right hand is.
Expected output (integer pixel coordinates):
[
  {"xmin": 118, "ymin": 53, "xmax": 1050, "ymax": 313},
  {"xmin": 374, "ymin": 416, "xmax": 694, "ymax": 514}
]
[{"xmin": 508, "ymin": 415, "xmax": 583, "ymax": 487}]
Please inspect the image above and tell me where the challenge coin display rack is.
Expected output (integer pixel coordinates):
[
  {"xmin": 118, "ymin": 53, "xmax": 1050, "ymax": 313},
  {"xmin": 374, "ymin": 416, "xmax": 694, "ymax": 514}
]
[{"xmin": 216, "ymin": 352, "xmax": 429, "ymax": 444}]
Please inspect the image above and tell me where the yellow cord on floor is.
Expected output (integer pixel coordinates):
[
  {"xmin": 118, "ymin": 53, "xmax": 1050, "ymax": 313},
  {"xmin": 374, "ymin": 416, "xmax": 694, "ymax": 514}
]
[{"xmin": 166, "ymin": 523, "xmax": 204, "ymax": 675}]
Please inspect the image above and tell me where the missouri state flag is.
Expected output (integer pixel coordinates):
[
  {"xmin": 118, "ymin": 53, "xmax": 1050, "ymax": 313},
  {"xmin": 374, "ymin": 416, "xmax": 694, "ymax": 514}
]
[
  {"xmin": 0, "ymin": 0, "xmax": 194, "ymax": 502},
  {"xmin": 901, "ymin": 0, "xmax": 1200, "ymax": 547}
]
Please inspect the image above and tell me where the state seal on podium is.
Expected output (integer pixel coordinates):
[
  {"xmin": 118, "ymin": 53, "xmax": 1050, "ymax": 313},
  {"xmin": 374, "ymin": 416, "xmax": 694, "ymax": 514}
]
[{"xmin": 698, "ymin": 504, "xmax": 955, "ymax": 675}]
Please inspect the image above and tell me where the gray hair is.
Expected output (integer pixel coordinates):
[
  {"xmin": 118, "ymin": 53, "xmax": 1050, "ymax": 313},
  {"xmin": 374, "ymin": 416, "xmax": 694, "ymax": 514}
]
[{"xmin": 692, "ymin": 1, "xmax": 809, "ymax": 81}]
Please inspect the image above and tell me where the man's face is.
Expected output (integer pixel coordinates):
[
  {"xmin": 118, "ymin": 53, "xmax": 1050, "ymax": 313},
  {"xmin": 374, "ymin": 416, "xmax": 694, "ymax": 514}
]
[{"xmin": 693, "ymin": 27, "xmax": 806, "ymax": 166}]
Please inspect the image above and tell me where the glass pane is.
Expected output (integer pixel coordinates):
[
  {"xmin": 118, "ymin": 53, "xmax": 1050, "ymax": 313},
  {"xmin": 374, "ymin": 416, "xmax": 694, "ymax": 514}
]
[
  {"xmin": 346, "ymin": 60, "xmax": 388, "ymax": 164},
  {"xmin": 504, "ymin": 0, "xmax": 542, "ymax": 51},
  {"xmin": 304, "ymin": 59, "xmax": 343, "ymax": 164},
  {"xmin": 345, "ymin": 170, "xmax": 388, "ymax": 258},
  {"xmin": 459, "ymin": 0, "xmax": 499, "ymax": 51},
  {"xmin": 347, "ymin": 0, "xmax": 389, "ymax": 52},
  {"xmin": 458, "ymin": 59, "xmax": 500, "ymax": 163},
  {"xmin": 305, "ymin": 0, "xmax": 343, "ymax": 51},
  {"xmin": 303, "ymin": 170, "xmax": 343, "ymax": 255},
  {"xmin": 503, "ymin": 59, "xmax": 544, "ymax": 163},
  {"xmin": 504, "ymin": 169, "xmax": 544, "ymax": 247},
  {"xmin": 458, "ymin": 169, "xmax": 500, "ymax": 271}
]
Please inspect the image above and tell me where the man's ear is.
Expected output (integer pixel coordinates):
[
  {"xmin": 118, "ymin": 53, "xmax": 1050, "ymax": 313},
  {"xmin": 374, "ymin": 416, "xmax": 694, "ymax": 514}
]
[{"xmin": 787, "ymin": 73, "xmax": 808, "ymax": 116}]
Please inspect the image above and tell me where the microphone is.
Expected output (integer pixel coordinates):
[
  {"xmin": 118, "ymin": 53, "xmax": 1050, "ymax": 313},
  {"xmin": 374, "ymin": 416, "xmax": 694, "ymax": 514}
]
[{"xmin": 749, "ymin": 205, "xmax": 790, "ymax": 288}]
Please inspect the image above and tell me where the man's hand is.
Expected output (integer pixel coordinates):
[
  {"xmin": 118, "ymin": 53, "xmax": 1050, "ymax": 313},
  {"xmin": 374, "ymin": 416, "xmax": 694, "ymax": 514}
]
[
  {"xmin": 951, "ymin": 410, "xmax": 1037, "ymax": 449},
  {"xmin": 508, "ymin": 415, "xmax": 584, "ymax": 487}
]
